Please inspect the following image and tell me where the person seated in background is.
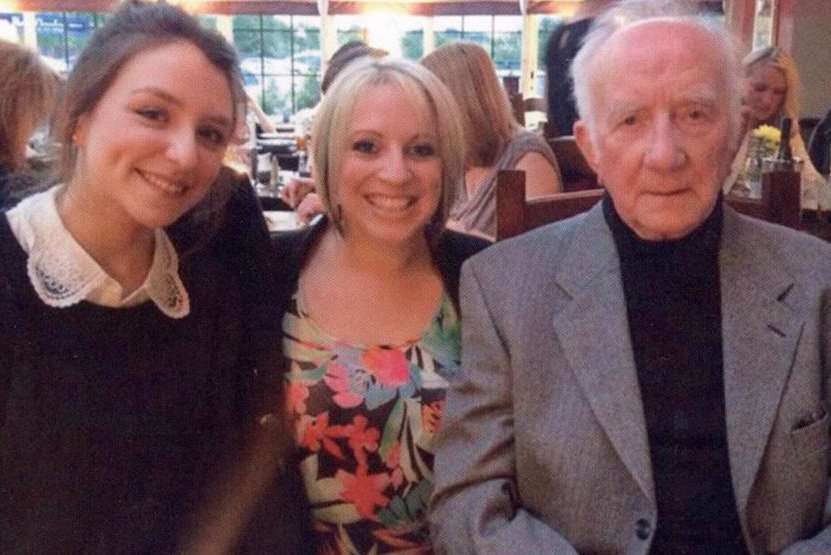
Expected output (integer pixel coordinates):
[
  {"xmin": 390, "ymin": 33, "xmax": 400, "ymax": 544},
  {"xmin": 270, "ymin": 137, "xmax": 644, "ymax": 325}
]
[
  {"xmin": 421, "ymin": 42, "xmax": 562, "ymax": 240},
  {"xmin": 0, "ymin": 39, "xmax": 60, "ymax": 208},
  {"xmin": 279, "ymin": 40, "xmax": 387, "ymax": 223},
  {"xmin": 431, "ymin": 1, "xmax": 831, "ymax": 553},
  {"xmin": 724, "ymin": 46, "xmax": 828, "ymax": 208},
  {"xmin": 0, "ymin": 2, "xmax": 302, "ymax": 552},
  {"xmin": 269, "ymin": 57, "xmax": 488, "ymax": 554}
]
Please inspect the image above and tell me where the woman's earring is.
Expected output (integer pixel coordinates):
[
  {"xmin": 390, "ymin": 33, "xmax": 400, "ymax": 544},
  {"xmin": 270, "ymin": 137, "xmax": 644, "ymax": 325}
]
[{"xmin": 333, "ymin": 203, "xmax": 344, "ymax": 232}]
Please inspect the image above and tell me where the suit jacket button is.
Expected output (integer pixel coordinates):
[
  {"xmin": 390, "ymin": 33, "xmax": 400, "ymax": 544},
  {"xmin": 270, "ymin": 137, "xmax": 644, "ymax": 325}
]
[{"xmin": 635, "ymin": 518, "xmax": 652, "ymax": 540}]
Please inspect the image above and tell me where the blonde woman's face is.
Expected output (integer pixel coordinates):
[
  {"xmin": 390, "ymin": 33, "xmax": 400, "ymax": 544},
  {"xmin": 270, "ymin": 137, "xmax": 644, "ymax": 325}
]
[
  {"xmin": 334, "ymin": 82, "xmax": 442, "ymax": 248},
  {"xmin": 743, "ymin": 63, "xmax": 787, "ymax": 123}
]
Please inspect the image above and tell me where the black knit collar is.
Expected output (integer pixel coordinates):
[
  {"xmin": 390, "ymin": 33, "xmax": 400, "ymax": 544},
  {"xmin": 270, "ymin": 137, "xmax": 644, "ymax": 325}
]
[{"xmin": 602, "ymin": 193, "xmax": 723, "ymax": 261}]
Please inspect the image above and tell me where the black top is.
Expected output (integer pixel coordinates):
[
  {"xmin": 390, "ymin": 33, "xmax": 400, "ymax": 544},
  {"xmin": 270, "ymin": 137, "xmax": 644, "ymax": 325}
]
[
  {"xmin": 268, "ymin": 219, "xmax": 490, "ymax": 318},
  {"xmin": 603, "ymin": 197, "xmax": 749, "ymax": 554},
  {"xmin": 808, "ymin": 106, "xmax": 831, "ymax": 176},
  {"xmin": 0, "ymin": 183, "xmax": 306, "ymax": 554}
]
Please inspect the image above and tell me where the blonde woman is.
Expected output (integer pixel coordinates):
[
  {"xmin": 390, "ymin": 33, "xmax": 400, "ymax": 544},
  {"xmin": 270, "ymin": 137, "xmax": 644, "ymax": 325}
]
[
  {"xmin": 271, "ymin": 57, "xmax": 488, "ymax": 553},
  {"xmin": 0, "ymin": 40, "xmax": 59, "ymax": 207},
  {"xmin": 725, "ymin": 47, "xmax": 828, "ymax": 209},
  {"xmin": 422, "ymin": 42, "xmax": 562, "ymax": 239}
]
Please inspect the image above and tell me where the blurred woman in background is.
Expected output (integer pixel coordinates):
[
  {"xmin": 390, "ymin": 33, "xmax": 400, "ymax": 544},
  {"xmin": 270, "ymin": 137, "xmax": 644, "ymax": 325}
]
[
  {"xmin": 0, "ymin": 2, "xmax": 301, "ymax": 552},
  {"xmin": 725, "ymin": 46, "xmax": 828, "ymax": 209},
  {"xmin": 0, "ymin": 39, "xmax": 59, "ymax": 208},
  {"xmin": 271, "ymin": 57, "xmax": 488, "ymax": 553},
  {"xmin": 422, "ymin": 42, "xmax": 562, "ymax": 239}
]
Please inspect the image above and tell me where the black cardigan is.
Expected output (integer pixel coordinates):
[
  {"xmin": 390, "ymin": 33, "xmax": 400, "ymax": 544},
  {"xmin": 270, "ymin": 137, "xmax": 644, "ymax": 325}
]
[
  {"xmin": 269, "ymin": 218, "xmax": 491, "ymax": 321},
  {"xmin": 0, "ymin": 183, "xmax": 307, "ymax": 554}
]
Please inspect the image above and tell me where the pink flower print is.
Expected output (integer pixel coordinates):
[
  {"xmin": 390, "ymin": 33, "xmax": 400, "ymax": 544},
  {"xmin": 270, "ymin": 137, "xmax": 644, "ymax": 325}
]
[
  {"xmin": 344, "ymin": 415, "xmax": 380, "ymax": 469},
  {"xmin": 362, "ymin": 347, "xmax": 410, "ymax": 387},
  {"xmin": 299, "ymin": 412, "xmax": 345, "ymax": 460},
  {"xmin": 287, "ymin": 381, "xmax": 310, "ymax": 415},
  {"xmin": 324, "ymin": 361, "xmax": 364, "ymax": 408},
  {"xmin": 336, "ymin": 466, "xmax": 390, "ymax": 519}
]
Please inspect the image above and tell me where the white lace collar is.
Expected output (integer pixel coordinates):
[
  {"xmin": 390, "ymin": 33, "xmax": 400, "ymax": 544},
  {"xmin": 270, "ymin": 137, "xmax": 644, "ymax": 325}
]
[{"xmin": 6, "ymin": 186, "xmax": 190, "ymax": 318}]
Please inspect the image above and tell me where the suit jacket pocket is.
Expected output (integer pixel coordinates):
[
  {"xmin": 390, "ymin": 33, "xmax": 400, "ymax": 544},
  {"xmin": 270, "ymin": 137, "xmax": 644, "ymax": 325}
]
[{"xmin": 791, "ymin": 408, "xmax": 830, "ymax": 460}]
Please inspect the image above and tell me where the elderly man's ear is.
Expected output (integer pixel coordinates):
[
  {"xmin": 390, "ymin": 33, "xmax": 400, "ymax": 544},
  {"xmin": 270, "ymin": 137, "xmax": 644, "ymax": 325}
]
[{"xmin": 573, "ymin": 119, "xmax": 600, "ymax": 175}]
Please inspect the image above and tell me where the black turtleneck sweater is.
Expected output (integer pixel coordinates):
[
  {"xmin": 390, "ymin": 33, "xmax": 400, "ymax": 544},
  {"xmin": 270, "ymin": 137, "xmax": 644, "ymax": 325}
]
[{"xmin": 603, "ymin": 197, "xmax": 749, "ymax": 555}]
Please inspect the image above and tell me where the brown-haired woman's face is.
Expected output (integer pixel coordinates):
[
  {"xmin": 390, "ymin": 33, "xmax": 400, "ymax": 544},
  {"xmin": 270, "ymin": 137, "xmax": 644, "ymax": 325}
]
[
  {"xmin": 743, "ymin": 63, "xmax": 786, "ymax": 123},
  {"xmin": 71, "ymin": 41, "xmax": 234, "ymax": 231}
]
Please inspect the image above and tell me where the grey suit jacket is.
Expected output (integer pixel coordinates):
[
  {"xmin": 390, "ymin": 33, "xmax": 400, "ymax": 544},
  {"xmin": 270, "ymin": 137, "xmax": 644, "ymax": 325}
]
[{"xmin": 431, "ymin": 203, "xmax": 831, "ymax": 555}]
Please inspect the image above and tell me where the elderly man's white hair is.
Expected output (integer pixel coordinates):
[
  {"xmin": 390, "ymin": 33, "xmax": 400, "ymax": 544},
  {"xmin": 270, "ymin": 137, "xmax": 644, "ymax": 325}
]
[{"xmin": 571, "ymin": 0, "xmax": 742, "ymax": 141}]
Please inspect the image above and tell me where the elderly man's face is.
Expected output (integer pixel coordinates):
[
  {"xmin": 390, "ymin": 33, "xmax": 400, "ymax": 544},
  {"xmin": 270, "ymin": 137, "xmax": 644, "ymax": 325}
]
[{"xmin": 575, "ymin": 21, "xmax": 734, "ymax": 241}]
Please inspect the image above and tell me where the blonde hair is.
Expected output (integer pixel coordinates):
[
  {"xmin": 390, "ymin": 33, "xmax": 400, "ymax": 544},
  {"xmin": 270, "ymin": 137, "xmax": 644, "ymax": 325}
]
[
  {"xmin": 311, "ymin": 57, "xmax": 465, "ymax": 241},
  {"xmin": 0, "ymin": 40, "xmax": 59, "ymax": 170},
  {"xmin": 743, "ymin": 47, "xmax": 801, "ymax": 128},
  {"xmin": 421, "ymin": 42, "xmax": 519, "ymax": 167}
]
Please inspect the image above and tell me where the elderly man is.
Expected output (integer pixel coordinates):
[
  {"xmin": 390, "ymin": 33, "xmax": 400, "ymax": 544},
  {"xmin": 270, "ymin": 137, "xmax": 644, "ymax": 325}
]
[{"xmin": 430, "ymin": 1, "xmax": 831, "ymax": 554}]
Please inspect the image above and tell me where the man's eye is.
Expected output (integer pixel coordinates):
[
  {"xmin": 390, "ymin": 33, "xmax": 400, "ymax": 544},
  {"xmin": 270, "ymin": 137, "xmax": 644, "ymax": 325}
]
[
  {"xmin": 681, "ymin": 106, "xmax": 711, "ymax": 125},
  {"xmin": 352, "ymin": 140, "xmax": 377, "ymax": 154},
  {"xmin": 410, "ymin": 143, "xmax": 436, "ymax": 157},
  {"xmin": 622, "ymin": 115, "xmax": 638, "ymax": 126}
]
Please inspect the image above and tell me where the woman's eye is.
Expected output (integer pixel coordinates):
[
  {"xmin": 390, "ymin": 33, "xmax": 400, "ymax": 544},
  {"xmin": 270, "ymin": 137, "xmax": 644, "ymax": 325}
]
[
  {"xmin": 198, "ymin": 126, "xmax": 227, "ymax": 147},
  {"xmin": 136, "ymin": 108, "xmax": 166, "ymax": 122},
  {"xmin": 410, "ymin": 143, "xmax": 436, "ymax": 157},
  {"xmin": 352, "ymin": 139, "xmax": 377, "ymax": 154}
]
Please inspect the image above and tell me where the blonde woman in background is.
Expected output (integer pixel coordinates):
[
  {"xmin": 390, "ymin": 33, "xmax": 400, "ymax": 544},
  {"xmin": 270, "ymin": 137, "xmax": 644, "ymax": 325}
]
[
  {"xmin": 421, "ymin": 42, "xmax": 562, "ymax": 239},
  {"xmin": 0, "ymin": 40, "xmax": 59, "ymax": 208},
  {"xmin": 725, "ymin": 46, "xmax": 828, "ymax": 209}
]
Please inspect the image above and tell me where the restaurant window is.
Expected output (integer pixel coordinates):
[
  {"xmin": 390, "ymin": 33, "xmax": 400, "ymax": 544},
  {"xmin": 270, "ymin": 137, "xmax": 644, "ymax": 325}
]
[
  {"xmin": 35, "ymin": 12, "xmax": 107, "ymax": 74},
  {"xmin": 0, "ymin": 12, "xmax": 24, "ymax": 43},
  {"xmin": 534, "ymin": 15, "xmax": 564, "ymax": 97},
  {"xmin": 434, "ymin": 15, "xmax": 522, "ymax": 81},
  {"xmin": 197, "ymin": 15, "xmax": 218, "ymax": 30},
  {"xmin": 335, "ymin": 15, "xmax": 368, "ymax": 47},
  {"xmin": 233, "ymin": 15, "xmax": 321, "ymax": 121}
]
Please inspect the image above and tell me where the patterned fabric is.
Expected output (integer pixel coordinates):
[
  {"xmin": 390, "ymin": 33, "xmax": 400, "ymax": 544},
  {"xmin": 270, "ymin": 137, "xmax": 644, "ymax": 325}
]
[
  {"xmin": 6, "ymin": 186, "xmax": 189, "ymax": 317},
  {"xmin": 283, "ymin": 290, "xmax": 461, "ymax": 554}
]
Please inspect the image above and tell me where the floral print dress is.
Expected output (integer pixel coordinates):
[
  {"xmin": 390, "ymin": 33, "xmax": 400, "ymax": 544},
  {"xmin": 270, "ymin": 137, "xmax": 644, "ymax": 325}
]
[{"xmin": 283, "ymin": 289, "xmax": 461, "ymax": 554}]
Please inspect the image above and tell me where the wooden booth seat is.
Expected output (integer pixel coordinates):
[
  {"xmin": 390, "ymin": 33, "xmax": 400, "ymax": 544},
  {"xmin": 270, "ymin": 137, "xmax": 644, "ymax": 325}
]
[{"xmin": 496, "ymin": 169, "xmax": 805, "ymax": 242}]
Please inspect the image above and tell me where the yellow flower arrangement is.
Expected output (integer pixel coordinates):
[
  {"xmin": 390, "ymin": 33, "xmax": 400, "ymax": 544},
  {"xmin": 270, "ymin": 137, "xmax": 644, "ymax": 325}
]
[{"xmin": 752, "ymin": 124, "xmax": 781, "ymax": 154}]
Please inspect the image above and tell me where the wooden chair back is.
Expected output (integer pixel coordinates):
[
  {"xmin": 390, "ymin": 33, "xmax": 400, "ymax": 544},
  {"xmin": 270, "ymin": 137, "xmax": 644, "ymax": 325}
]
[
  {"xmin": 547, "ymin": 136, "xmax": 599, "ymax": 192},
  {"xmin": 496, "ymin": 169, "xmax": 803, "ymax": 242},
  {"xmin": 496, "ymin": 169, "xmax": 603, "ymax": 241}
]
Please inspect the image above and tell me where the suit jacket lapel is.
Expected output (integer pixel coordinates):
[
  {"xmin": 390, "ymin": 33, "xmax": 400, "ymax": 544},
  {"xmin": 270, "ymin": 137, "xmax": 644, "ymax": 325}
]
[
  {"xmin": 551, "ymin": 204, "xmax": 655, "ymax": 503},
  {"xmin": 720, "ymin": 207, "xmax": 804, "ymax": 515}
]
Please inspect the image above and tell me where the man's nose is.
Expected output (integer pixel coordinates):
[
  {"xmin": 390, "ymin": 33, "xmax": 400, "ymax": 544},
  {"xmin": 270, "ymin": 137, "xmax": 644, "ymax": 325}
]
[
  {"xmin": 166, "ymin": 127, "xmax": 199, "ymax": 169},
  {"xmin": 378, "ymin": 148, "xmax": 412, "ymax": 183},
  {"xmin": 644, "ymin": 117, "xmax": 686, "ymax": 171}
]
